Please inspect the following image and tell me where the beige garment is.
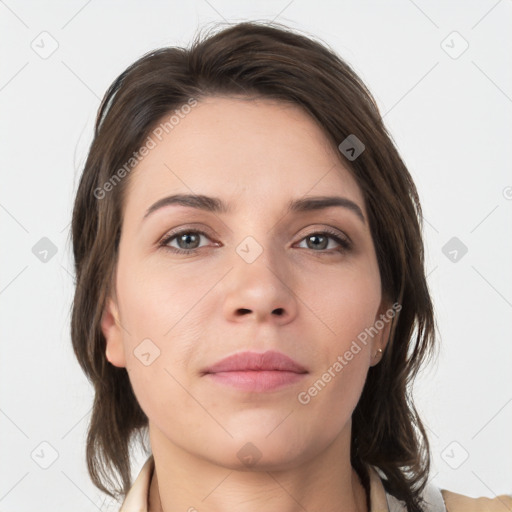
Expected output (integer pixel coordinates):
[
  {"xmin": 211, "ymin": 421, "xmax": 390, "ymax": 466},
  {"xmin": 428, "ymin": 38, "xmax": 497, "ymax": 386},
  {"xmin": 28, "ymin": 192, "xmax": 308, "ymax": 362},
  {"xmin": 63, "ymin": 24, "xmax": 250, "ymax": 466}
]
[{"xmin": 118, "ymin": 455, "xmax": 512, "ymax": 512}]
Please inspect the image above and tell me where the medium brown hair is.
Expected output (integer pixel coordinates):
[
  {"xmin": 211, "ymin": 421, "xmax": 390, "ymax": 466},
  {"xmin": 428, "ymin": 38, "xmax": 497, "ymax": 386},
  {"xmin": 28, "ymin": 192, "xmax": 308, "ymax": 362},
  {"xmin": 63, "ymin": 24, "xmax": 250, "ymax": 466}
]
[{"xmin": 71, "ymin": 20, "xmax": 437, "ymax": 511}]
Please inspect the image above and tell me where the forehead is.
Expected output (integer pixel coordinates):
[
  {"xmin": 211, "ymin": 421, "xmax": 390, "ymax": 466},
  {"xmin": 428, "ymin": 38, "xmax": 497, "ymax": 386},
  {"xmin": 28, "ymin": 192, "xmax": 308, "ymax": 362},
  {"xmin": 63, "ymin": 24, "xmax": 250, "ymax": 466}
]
[{"xmin": 123, "ymin": 96, "xmax": 364, "ymax": 218}]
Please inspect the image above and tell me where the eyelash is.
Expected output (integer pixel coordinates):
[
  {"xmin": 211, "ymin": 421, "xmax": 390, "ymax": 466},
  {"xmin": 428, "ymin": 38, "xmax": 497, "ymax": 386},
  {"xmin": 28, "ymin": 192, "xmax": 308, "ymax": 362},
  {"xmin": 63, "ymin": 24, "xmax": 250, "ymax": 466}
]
[{"xmin": 158, "ymin": 228, "xmax": 352, "ymax": 255}]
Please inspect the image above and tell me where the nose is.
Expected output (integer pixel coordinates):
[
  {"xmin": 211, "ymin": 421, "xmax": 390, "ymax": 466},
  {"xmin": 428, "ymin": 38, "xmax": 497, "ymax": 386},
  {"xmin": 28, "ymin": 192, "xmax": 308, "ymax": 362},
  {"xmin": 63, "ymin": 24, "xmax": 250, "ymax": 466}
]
[{"xmin": 222, "ymin": 246, "xmax": 298, "ymax": 325}]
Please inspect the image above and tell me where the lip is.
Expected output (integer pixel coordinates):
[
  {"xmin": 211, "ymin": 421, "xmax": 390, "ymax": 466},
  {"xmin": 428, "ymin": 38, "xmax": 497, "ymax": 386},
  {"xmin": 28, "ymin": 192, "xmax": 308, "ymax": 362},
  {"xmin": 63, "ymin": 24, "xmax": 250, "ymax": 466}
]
[
  {"xmin": 202, "ymin": 350, "xmax": 308, "ymax": 392},
  {"xmin": 203, "ymin": 350, "xmax": 307, "ymax": 374}
]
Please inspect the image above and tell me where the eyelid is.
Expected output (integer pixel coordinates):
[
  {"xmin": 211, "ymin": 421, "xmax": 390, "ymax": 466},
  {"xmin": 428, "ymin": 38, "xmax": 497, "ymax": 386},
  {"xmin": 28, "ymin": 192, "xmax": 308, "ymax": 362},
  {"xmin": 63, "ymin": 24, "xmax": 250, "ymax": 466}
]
[
  {"xmin": 295, "ymin": 224, "xmax": 351, "ymax": 243},
  {"xmin": 157, "ymin": 223, "xmax": 216, "ymax": 244},
  {"xmin": 158, "ymin": 224, "xmax": 349, "ymax": 242}
]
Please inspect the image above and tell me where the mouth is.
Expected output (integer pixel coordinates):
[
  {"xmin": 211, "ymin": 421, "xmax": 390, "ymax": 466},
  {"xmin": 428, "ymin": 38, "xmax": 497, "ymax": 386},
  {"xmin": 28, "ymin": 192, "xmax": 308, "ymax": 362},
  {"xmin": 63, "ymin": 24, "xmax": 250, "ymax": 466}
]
[
  {"xmin": 205, "ymin": 370, "xmax": 307, "ymax": 392},
  {"xmin": 202, "ymin": 350, "xmax": 308, "ymax": 393}
]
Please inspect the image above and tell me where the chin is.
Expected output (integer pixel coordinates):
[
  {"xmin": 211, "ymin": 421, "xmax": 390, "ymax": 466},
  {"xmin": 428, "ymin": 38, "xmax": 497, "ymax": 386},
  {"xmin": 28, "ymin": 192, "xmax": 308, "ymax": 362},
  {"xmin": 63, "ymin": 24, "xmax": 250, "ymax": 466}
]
[{"xmin": 198, "ymin": 429, "xmax": 317, "ymax": 472}]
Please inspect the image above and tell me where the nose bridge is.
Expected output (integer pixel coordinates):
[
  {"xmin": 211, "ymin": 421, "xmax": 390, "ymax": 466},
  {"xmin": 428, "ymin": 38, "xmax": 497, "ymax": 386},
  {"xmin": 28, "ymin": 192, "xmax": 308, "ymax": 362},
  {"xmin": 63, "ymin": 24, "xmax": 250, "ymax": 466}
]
[{"xmin": 222, "ymin": 231, "xmax": 298, "ymax": 323}]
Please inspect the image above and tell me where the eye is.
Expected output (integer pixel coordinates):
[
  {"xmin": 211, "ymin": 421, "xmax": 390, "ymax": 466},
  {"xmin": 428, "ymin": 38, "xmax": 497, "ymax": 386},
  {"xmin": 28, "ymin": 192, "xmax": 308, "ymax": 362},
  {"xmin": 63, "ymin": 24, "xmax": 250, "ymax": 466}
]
[
  {"xmin": 158, "ymin": 227, "xmax": 351, "ymax": 255},
  {"xmin": 296, "ymin": 229, "xmax": 351, "ymax": 254},
  {"xmin": 158, "ymin": 229, "xmax": 215, "ymax": 255}
]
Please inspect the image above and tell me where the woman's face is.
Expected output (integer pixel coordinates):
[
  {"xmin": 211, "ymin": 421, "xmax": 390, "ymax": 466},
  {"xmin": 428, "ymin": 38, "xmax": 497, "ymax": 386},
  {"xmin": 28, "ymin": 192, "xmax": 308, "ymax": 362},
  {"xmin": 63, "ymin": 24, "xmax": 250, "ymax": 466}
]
[{"xmin": 102, "ymin": 96, "xmax": 390, "ymax": 469}]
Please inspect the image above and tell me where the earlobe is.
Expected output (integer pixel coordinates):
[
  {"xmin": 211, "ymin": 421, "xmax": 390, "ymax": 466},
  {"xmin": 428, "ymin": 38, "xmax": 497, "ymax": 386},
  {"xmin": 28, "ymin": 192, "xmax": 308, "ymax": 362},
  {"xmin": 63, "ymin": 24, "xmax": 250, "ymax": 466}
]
[
  {"xmin": 100, "ymin": 297, "xmax": 127, "ymax": 368},
  {"xmin": 370, "ymin": 300, "xmax": 394, "ymax": 366}
]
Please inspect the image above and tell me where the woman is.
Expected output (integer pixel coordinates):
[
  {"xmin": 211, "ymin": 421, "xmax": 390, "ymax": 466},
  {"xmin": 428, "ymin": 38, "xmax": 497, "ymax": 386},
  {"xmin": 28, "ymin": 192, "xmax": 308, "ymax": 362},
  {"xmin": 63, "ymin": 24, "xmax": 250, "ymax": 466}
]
[{"xmin": 70, "ymin": 21, "xmax": 511, "ymax": 512}]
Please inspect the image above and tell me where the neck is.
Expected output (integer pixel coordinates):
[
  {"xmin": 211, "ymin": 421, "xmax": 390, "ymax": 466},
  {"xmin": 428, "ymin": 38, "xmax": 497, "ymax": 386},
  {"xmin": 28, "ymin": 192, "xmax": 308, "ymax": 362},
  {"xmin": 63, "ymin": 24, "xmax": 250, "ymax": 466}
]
[{"xmin": 147, "ymin": 423, "xmax": 368, "ymax": 512}]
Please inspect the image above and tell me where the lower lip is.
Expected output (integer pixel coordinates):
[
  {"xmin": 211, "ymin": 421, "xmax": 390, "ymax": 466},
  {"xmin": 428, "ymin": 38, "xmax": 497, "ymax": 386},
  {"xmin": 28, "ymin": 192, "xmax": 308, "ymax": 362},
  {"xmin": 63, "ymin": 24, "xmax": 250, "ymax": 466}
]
[{"xmin": 205, "ymin": 370, "xmax": 307, "ymax": 392}]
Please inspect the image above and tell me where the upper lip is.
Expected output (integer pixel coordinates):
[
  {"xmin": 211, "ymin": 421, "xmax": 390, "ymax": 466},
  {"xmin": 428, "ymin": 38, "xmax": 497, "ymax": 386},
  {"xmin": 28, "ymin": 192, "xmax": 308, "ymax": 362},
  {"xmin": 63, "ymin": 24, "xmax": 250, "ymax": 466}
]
[{"xmin": 202, "ymin": 350, "xmax": 308, "ymax": 374}]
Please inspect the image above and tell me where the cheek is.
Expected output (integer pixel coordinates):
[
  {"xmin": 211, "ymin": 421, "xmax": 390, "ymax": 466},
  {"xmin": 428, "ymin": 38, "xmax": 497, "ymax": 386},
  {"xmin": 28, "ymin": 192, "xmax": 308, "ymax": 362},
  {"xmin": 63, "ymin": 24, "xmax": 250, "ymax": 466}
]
[
  {"xmin": 306, "ymin": 259, "xmax": 382, "ymax": 346},
  {"xmin": 295, "ymin": 261, "xmax": 380, "ymax": 405},
  {"xmin": 116, "ymin": 255, "xmax": 211, "ymax": 345},
  {"xmin": 295, "ymin": 295, "xmax": 374, "ymax": 432},
  {"xmin": 117, "ymin": 269, "xmax": 203, "ymax": 430},
  {"xmin": 115, "ymin": 257, "xmax": 217, "ymax": 410}
]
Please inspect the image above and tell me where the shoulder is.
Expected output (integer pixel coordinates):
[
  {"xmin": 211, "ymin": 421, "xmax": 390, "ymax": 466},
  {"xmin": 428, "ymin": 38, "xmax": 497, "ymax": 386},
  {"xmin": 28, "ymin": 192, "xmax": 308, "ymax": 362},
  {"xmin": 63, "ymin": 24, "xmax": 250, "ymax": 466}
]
[
  {"xmin": 441, "ymin": 489, "xmax": 512, "ymax": 512},
  {"xmin": 368, "ymin": 465, "xmax": 512, "ymax": 512}
]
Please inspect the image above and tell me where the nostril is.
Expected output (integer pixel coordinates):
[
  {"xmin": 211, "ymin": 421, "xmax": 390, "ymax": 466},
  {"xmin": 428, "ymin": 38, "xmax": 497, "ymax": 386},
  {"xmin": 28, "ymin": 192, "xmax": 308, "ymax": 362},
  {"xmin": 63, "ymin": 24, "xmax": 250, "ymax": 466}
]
[{"xmin": 273, "ymin": 308, "xmax": 284, "ymax": 316}]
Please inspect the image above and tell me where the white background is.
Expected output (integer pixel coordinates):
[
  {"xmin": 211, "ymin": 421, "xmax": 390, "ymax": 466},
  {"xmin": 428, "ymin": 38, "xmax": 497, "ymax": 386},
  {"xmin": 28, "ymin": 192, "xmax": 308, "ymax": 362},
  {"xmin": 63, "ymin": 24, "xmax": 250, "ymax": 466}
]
[{"xmin": 1, "ymin": 1, "xmax": 511, "ymax": 510}]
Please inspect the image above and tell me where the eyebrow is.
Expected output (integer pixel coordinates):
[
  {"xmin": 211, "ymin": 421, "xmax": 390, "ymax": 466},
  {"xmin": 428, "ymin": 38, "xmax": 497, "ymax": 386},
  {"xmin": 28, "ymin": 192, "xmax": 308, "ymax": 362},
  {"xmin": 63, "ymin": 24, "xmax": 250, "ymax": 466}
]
[{"xmin": 142, "ymin": 194, "xmax": 366, "ymax": 223}]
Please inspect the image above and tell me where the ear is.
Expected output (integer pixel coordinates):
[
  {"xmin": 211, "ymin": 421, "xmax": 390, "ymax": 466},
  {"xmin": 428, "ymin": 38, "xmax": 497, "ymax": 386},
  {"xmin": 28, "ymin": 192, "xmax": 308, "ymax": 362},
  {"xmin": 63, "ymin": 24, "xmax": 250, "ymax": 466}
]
[
  {"xmin": 100, "ymin": 297, "xmax": 127, "ymax": 368},
  {"xmin": 369, "ymin": 299, "xmax": 396, "ymax": 367}
]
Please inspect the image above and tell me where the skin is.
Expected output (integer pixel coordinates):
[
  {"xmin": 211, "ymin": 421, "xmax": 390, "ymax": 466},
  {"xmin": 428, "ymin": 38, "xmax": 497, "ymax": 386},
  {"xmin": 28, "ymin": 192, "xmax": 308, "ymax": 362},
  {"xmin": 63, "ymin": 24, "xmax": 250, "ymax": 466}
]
[{"xmin": 101, "ymin": 96, "xmax": 391, "ymax": 512}]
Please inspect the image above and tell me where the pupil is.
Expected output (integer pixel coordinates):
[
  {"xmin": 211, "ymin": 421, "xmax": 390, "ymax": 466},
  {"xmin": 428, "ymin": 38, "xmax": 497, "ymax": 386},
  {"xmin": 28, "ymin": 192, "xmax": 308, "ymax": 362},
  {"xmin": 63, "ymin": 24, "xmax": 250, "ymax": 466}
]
[
  {"xmin": 309, "ymin": 234, "xmax": 326, "ymax": 250},
  {"xmin": 180, "ymin": 233, "xmax": 198, "ymax": 249}
]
